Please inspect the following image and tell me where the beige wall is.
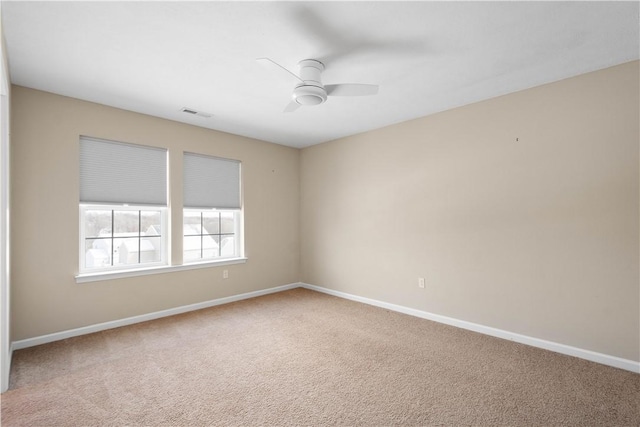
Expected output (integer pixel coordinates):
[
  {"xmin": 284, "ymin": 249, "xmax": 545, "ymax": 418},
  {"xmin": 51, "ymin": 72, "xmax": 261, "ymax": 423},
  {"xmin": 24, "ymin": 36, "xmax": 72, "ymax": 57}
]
[
  {"xmin": 10, "ymin": 86, "xmax": 300, "ymax": 341},
  {"xmin": 301, "ymin": 61, "xmax": 640, "ymax": 362},
  {"xmin": 10, "ymin": 61, "xmax": 640, "ymax": 363}
]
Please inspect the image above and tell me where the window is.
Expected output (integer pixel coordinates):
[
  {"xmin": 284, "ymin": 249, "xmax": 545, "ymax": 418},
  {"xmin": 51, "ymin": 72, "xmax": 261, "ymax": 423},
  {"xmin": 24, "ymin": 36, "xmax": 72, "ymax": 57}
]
[
  {"xmin": 79, "ymin": 137, "xmax": 168, "ymax": 273},
  {"xmin": 183, "ymin": 210, "xmax": 240, "ymax": 262},
  {"xmin": 81, "ymin": 206, "xmax": 167, "ymax": 270},
  {"xmin": 183, "ymin": 153, "xmax": 242, "ymax": 263}
]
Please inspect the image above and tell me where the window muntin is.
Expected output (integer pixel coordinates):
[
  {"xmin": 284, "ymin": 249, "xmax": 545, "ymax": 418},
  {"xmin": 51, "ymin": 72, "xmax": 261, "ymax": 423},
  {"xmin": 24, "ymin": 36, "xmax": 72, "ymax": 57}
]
[
  {"xmin": 80, "ymin": 205, "xmax": 167, "ymax": 273},
  {"xmin": 183, "ymin": 209, "xmax": 240, "ymax": 263}
]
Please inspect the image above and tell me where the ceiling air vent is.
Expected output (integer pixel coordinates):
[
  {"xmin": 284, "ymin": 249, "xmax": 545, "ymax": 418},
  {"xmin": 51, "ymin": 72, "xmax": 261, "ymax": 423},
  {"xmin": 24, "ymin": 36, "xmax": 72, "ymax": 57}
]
[{"xmin": 180, "ymin": 107, "xmax": 212, "ymax": 118}]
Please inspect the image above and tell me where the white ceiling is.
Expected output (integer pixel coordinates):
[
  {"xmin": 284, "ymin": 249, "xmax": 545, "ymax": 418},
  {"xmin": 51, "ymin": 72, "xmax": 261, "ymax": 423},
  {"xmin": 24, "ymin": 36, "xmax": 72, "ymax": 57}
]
[{"xmin": 2, "ymin": 1, "xmax": 638, "ymax": 148}]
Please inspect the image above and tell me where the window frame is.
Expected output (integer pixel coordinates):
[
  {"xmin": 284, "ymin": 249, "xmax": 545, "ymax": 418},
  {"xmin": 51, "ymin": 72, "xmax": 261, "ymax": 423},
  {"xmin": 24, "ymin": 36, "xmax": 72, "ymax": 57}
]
[{"xmin": 79, "ymin": 204, "xmax": 169, "ymax": 275}]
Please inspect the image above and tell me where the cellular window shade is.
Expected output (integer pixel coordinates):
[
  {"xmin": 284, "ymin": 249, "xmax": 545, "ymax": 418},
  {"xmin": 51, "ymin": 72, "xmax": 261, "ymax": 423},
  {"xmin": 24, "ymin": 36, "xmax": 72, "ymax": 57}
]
[
  {"xmin": 80, "ymin": 137, "xmax": 167, "ymax": 206},
  {"xmin": 183, "ymin": 153, "xmax": 241, "ymax": 209}
]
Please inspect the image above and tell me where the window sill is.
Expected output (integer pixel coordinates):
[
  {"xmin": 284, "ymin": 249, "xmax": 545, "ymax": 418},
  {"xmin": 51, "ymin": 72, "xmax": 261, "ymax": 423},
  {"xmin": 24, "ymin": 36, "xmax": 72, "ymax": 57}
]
[{"xmin": 75, "ymin": 257, "xmax": 248, "ymax": 284}]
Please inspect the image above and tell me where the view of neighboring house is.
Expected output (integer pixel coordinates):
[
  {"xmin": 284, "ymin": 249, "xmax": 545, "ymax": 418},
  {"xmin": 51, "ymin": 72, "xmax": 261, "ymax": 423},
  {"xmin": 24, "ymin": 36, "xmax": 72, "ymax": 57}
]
[
  {"xmin": 183, "ymin": 224, "xmax": 235, "ymax": 262},
  {"xmin": 86, "ymin": 224, "xmax": 236, "ymax": 268},
  {"xmin": 85, "ymin": 225, "xmax": 161, "ymax": 268}
]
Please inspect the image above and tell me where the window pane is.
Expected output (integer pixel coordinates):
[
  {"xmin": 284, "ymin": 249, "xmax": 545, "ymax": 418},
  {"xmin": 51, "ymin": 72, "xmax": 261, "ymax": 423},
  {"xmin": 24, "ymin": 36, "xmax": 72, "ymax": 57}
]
[
  {"xmin": 183, "ymin": 235, "xmax": 202, "ymax": 261},
  {"xmin": 141, "ymin": 237, "xmax": 161, "ymax": 263},
  {"xmin": 114, "ymin": 211, "xmax": 139, "ymax": 237},
  {"xmin": 203, "ymin": 234, "xmax": 219, "ymax": 258},
  {"xmin": 84, "ymin": 210, "xmax": 112, "ymax": 238},
  {"xmin": 84, "ymin": 238, "xmax": 112, "ymax": 269},
  {"xmin": 141, "ymin": 211, "xmax": 162, "ymax": 236},
  {"xmin": 203, "ymin": 211, "xmax": 220, "ymax": 235},
  {"xmin": 220, "ymin": 235, "xmax": 236, "ymax": 257},
  {"xmin": 115, "ymin": 237, "xmax": 140, "ymax": 265},
  {"xmin": 183, "ymin": 211, "xmax": 201, "ymax": 236},
  {"xmin": 220, "ymin": 211, "xmax": 235, "ymax": 234}
]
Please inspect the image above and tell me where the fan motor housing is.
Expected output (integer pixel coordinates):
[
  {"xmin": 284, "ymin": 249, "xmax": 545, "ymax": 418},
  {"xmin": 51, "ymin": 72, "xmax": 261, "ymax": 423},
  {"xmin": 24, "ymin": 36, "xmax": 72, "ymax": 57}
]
[{"xmin": 292, "ymin": 59, "xmax": 327, "ymax": 106}]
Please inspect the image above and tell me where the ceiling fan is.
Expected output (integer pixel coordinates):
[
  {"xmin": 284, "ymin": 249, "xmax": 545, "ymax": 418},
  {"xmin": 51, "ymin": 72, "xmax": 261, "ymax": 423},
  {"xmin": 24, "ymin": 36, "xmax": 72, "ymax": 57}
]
[{"xmin": 256, "ymin": 57, "xmax": 379, "ymax": 113}]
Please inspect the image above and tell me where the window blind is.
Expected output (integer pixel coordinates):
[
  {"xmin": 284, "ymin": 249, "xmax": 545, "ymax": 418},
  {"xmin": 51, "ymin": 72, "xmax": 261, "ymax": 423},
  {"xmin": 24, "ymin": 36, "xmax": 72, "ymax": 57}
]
[
  {"xmin": 79, "ymin": 136, "xmax": 167, "ymax": 206},
  {"xmin": 183, "ymin": 152, "xmax": 241, "ymax": 209}
]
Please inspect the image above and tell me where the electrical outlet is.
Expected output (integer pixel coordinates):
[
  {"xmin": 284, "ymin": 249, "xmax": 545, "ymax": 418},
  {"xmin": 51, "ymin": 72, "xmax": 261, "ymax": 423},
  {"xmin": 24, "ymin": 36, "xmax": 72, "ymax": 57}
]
[
  {"xmin": 223, "ymin": 269, "xmax": 229, "ymax": 279},
  {"xmin": 418, "ymin": 277, "xmax": 425, "ymax": 289}
]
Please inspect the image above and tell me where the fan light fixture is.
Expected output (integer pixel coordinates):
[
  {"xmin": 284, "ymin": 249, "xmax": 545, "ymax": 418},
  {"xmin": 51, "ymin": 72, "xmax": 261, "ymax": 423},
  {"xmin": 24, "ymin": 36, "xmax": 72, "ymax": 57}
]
[{"xmin": 294, "ymin": 85, "xmax": 327, "ymax": 105}]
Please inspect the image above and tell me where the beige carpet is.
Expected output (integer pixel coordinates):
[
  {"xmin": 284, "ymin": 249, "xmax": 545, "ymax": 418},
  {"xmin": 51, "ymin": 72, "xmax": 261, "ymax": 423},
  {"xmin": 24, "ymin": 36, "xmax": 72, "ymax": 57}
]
[{"xmin": 1, "ymin": 288, "xmax": 639, "ymax": 426}]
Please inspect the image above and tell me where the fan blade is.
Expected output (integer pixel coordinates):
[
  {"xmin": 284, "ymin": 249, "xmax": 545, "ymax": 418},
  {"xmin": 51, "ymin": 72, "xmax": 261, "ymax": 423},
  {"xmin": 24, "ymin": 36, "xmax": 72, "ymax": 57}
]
[
  {"xmin": 256, "ymin": 57, "xmax": 303, "ymax": 83},
  {"xmin": 289, "ymin": 5, "xmax": 429, "ymax": 68},
  {"xmin": 283, "ymin": 101, "xmax": 301, "ymax": 113},
  {"xmin": 325, "ymin": 84, "xmax": 379, "ymax": 96}
]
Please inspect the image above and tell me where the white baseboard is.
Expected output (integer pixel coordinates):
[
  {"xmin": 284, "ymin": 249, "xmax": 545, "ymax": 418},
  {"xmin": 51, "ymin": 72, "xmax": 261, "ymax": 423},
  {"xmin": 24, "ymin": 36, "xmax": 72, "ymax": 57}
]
[
  {"xmin": 11, "ymin": 283, "xmax": 300, "ymax": 351},
  {"xmin": 300, "ymin": 283, "xmax": 640, "ymax": 374}
]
